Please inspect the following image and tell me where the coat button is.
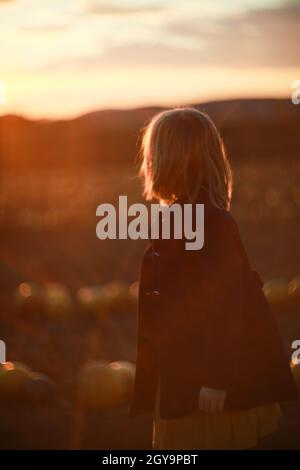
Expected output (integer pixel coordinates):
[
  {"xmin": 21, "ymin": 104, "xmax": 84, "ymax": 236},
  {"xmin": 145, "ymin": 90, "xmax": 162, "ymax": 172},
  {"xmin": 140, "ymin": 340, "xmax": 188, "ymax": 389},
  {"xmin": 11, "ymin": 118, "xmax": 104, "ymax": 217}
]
[
  {"xmin": 154, "ymin": 251, "xmax": 160, "ymax": 257},
  {"xmin": 145, "ymin": 290, "xmax": 160, "ymax": 296}
]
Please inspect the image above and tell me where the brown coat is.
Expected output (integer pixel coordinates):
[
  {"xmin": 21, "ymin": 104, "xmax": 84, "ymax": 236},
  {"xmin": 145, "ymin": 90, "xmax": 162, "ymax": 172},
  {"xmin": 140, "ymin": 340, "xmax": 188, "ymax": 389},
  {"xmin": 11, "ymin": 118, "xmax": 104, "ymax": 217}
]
[{"xmin": 129, "ymin": 194, "xmax": 298, "ymax": 419}]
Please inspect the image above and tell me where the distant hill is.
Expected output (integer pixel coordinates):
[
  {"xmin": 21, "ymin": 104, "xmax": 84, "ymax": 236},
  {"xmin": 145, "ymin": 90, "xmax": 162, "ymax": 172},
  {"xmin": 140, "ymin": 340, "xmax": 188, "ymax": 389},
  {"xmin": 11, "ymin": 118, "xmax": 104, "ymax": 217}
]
[
  {"xmin": 0, "ymin": 99, "xmax": 299, "ymax": 169},
  {"xmin": 73, "ymin": 98, "xmax": 299, "ymax": 126}
]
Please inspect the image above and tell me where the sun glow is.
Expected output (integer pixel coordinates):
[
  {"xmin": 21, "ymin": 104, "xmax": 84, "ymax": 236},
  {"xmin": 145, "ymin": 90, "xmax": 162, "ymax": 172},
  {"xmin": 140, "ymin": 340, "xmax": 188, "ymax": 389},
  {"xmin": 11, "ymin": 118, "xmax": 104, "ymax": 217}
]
[
  {"xmin": 0, "ymin": 80, "xmax": 6, "ymax": 105},
  {"xmin": 0, "ymin": 0, "xmax": 298, "ymax": 118}
]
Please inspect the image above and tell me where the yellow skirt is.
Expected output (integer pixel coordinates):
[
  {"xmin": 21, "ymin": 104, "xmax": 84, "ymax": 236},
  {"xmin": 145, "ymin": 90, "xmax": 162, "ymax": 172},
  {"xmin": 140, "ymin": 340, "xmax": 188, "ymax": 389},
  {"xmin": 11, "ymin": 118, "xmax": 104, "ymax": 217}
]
[{"xmin": 152, "ymin": 379, "xmax": 282, "ymax": 450}]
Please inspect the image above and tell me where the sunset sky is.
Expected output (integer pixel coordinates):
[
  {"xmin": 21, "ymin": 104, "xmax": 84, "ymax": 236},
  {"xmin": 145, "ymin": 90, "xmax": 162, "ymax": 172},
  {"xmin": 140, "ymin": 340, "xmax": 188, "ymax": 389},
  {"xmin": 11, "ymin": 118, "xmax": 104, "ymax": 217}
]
[{"xmin": 0, "ymin": 0, "xmax": 299, "ymax": 118}]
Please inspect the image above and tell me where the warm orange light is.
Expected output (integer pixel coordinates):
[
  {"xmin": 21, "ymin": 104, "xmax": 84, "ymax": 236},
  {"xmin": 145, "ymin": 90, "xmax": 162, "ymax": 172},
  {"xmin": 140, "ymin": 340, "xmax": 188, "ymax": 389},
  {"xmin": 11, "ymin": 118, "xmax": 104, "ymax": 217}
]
[
  {"xmin": 2, "ymin": 361, "xmax": 14, "ymax": 371},
  {"xmin": 18, "ymin": 282, "xmax": 32, "ymax": 298},
  {"xmin": 3, "ymin": 66, "xmax": 297, "ymax": 119},
  {"xmin": 0, "ymin": 80, "xmax": 6, "ymax": 105},
  {"xmin": 110, "ymin": 362, "xmax": 121, "ymax": 370}
]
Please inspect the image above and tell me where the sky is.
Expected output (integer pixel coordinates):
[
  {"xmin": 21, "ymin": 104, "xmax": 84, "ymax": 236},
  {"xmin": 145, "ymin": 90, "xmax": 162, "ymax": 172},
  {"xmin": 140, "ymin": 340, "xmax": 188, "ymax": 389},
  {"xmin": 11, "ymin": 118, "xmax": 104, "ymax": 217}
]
[{"xmin": 0, "ymin": 0, "xmax": 299, "ymax": 118}]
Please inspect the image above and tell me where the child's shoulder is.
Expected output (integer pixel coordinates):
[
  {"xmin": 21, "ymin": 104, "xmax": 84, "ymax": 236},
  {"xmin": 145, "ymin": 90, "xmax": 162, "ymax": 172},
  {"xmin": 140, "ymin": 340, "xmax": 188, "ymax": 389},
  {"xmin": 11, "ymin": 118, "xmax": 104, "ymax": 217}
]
[
  {"xmin": 205, "ymin": 202, "xmax": 236, "ymax": 230},
  {"xmin": 204, "ymin": 204, "xmax": 244, "ymax": 253}
]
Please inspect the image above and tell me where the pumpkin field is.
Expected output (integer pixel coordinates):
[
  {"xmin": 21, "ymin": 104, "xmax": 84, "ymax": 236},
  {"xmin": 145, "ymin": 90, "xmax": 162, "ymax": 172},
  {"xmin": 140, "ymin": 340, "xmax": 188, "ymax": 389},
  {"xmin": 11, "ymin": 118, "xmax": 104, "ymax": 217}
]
[{"xmin": 0, "ymin": 102, "xmax": 300, "ymax": 449}]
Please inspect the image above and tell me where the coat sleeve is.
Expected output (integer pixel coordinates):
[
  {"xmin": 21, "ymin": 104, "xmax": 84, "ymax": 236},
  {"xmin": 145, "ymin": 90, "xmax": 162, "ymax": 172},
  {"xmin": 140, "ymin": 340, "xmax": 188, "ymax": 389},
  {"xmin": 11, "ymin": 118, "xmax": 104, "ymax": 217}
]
[
  {"xmin": 189, "ymin": 211, "xmax": 297, "ymax": 408},
  {"xmin": 188, "ymin": 211, "xmax": 259, "ymax": 391}
]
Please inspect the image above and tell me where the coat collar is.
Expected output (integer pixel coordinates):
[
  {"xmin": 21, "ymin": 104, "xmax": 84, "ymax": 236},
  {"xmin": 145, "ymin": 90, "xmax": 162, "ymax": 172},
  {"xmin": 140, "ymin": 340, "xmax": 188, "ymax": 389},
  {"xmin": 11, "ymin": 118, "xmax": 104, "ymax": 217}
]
[
  {"xmin": 175, "ymin": 187, "xmax": 211, "ymax": 206},
  {"xmin": 149, "ymin": 187, "xmax": 209, "ymax": 252}
]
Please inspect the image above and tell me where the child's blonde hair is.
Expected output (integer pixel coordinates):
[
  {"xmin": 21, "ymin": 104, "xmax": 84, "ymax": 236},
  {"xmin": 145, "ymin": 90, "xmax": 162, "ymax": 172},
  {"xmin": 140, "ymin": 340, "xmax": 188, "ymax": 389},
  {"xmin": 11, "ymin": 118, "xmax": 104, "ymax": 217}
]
[{"xmin": 139, "ymin": 107, "xmax": 232, "ymax": 210}]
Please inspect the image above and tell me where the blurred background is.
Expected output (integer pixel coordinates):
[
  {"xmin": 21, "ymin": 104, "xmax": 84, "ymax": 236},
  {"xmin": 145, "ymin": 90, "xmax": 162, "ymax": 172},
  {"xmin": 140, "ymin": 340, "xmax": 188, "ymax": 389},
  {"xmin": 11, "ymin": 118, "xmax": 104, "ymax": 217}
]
[{"xmin": 0, "ymin": 0, "xmax": 300, "ymax": 450}]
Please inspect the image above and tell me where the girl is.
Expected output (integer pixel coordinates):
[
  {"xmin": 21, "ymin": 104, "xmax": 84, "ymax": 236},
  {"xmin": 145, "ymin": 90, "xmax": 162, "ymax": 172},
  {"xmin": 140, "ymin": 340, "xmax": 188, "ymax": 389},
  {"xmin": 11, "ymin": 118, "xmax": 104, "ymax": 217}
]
[{"xmin": 129, "ymin": 107, "xmax": 298, "ymax": 450}]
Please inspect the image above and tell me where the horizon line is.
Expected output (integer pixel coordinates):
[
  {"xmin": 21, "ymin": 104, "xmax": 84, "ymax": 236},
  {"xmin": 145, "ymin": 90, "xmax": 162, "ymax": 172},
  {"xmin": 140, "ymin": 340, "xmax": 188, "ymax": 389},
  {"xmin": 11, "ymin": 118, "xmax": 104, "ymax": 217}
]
[{"xmin": 0, "ymin": 95, "xmax": 291, "ymax": 123}]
